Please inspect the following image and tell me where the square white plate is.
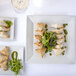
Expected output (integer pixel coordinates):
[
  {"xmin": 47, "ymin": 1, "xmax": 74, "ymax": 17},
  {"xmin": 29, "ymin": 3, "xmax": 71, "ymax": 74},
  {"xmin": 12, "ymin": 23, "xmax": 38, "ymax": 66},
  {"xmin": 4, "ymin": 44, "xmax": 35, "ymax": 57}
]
[
  {"xmin": 26, "ymin": 15, "xmax": 76, "ymax": 64},
  {"xmin": 0, "ymin": 17, "xmax": 14, "ymax": 41},
  {"xmin": 0, "ymin": 46, "xmax": 24, "ymax": 75}
]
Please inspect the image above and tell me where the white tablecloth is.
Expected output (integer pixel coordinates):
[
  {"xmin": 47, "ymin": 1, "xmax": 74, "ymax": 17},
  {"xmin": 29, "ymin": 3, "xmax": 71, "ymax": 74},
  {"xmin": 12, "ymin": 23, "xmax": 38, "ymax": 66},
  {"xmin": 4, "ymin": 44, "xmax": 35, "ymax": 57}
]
[{"xmin": 0, "ymin": 0, "xmax": 76, "ymax": 76}]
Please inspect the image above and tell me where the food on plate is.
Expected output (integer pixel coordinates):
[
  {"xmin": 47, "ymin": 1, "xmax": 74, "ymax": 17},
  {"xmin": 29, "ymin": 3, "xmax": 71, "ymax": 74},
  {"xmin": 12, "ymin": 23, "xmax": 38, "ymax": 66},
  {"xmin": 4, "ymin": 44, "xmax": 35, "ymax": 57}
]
[
  {"xmin": 0, "ymin": 26, "xmax": 10, "ymax": 32},
  {"xmin": 0, "ymin": 20, "xmax": 13, "ymax": 39},
  {"xmin": 55, "ymin": 44, "xmax": 64, "ymax": 48},
  {"xmin": 8, "ymin": 51, "xmax": 23, "ymax": 75},
  {"xmin": 35, "ymin": 30, "xmax": 46, "ymax": 36},
  {"xmin": 56, "ymin": 34, "xmax": 64, "ymax": 39},
  {"xmin": 0, "ymin": 46, "xmax": 10, "ymax": 56},
  {"xmin": 50, "ymin": 24, "xmax": 64, "ymax": 28},
  {"xmin": 51, "ymin": 28, "xmax": 64, "ymax": 33},
  {"xmin": 34, "ymin": 23, "xmax": 47, "ymax": 57},
  {"xmin": 36, "ymin": 48, "xmax": 46, "ymax": 58},
  {"xmin": 57, "ymin": 38, "xmax": 65, "ymax": 44},
  {"xmin": 53, "ymin": 48, "xmax": 66, "ymax": 56},
  {"xmin": 37, "ymin": 23, "xmax": 46, "ymax": 31},
  {"xmin": 0, "ymin": 61, "xmax": 8, "ymax": 71},
  {"xmin": 0, "ymin": 32, "xmax": 10, "ymax": 38},
  {"xmin": 0, "ymin": 46, "xmax": 23, "ymax": 75},
  {"xmin": 34, "ymin": 23, "xmax": 68, "ymax": 58},
  {"xmin": 1, "ymin": 20, "xmax": 13, "ymax": 28},
  {"xmin": 42, "ymin": 32, "xmax": 57, "ymax": 51},
  {"xmin": 0, "ymin": 47, "xmax": 9, "ymax": 71},
  {"xmin": 35, "ymin": 35, "xmax": 42, "ymax": 42},
  {"xmin": 34, "ymin": 42, "xmax": 43, "ymax": 49}
]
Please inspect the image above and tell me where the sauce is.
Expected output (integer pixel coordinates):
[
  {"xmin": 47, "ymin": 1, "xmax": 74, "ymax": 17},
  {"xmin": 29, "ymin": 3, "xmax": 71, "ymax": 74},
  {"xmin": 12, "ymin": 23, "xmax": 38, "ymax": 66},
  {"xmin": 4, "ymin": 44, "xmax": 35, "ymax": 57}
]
[{"xmin": 11, "ymin": 0, "xmax": 29, "ymax": 9}]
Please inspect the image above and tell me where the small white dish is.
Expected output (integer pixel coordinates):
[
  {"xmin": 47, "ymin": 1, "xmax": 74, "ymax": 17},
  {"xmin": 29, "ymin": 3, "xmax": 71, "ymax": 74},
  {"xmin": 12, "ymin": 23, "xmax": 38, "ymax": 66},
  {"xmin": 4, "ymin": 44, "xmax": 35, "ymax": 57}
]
[
  {"xmin": 0, "ymin": 46, "xmax": 24, "ymax": 75},
  {"xmin": 26, "ymin": 15, "xmax": 76, "ymax": 64},
  {"xmin": 0, "ymin": 17, "xmax": 14, "ymax": 41}
]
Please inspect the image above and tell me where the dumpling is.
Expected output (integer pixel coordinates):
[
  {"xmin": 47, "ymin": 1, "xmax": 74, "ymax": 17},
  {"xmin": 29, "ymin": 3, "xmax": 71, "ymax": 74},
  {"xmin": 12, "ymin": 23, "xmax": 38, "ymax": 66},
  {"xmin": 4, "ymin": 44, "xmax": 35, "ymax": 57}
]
[
  {"xmin": 0, "ymin": 32, "xmax": 10, "ymax": 38},
  {"xmin": 53, "ymin": 48, "xmax": 66, "ymax": 56},
  {"xmin": 0, "ymin": 20, "xmax": 8, "ymax": 27},
  {"xmin": 55, "ymin": 44, "xmax": 64, "ymax": 48},
  {"xmin": 0, "ymin": 61, "xmax": 8, "ymax": 71},
  {"xmin": 0, "ymin": 47, "xmax": 9, "ymax": 71},
  {"xmin": 35, "ymin": 35, "xmax": 42, "ymax": 42},
  {"xmin": 50, "ymin": 24, "xmax": 64, "ymax": 28},
  {"xmin": 34, "ymin": 42, "xmax": 43, "ymax": 48},
  {"xmin": 0, "ymin": 46, "xmax": 10, "ymax": 57},
  {"xmin": 0, "ymin": 54, "xmax": 8, "ymax": 63},
  {"xmin": 36, "ymin": 48, "xmax": 46, "ymax": 58},
  {"xmin": 37, "ymin": 23, "xmax": 46, "ymax": 31},
  {"xmin": 0, "ymin": 26, "xmax": 10, "ymax": 32},
  {"xmin": 56, "ymin": 34, "xmax": 64, "ymax": 39},
  {"xmin": 57, "ymin": 38, "xmax": 64, "ymax": 44},
  {"xmin": 35, "ymin": 30, "xmax": 46, "ymax": 36},
  {"xmin": 51, "ymin": 28, "xmax": 64, "ymax": 34}
]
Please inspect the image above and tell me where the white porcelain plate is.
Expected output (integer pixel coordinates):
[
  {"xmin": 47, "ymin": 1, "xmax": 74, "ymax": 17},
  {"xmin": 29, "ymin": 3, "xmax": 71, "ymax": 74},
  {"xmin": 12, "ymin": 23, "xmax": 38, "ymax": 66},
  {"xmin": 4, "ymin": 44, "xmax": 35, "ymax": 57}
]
[
  {"xmin": 0, "ymin": 46, "xmax": 24, "ymax": 75},
  {"xmin": 26, "ymin": 15, "xmax": 76, "ymax": 64},
  {"xmin": 0, "ymin": 17, "xmax": 14, "ymax": 41}
]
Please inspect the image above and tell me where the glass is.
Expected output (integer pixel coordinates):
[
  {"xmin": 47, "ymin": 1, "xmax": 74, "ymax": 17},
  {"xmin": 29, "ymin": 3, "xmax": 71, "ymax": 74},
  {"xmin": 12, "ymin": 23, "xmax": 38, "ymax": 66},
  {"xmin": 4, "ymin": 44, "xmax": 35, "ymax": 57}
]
[{"xmin": 11, "ymin": 0, "xmax": 29, "ymax": 13}]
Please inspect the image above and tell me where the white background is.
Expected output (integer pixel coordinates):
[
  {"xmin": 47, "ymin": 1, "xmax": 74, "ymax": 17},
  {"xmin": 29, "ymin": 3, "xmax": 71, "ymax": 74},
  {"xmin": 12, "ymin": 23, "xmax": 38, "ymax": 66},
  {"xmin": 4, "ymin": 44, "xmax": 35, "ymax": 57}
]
[{"xmin": 0, "ymin": 0, "xmax": 76, "ymax": 76}]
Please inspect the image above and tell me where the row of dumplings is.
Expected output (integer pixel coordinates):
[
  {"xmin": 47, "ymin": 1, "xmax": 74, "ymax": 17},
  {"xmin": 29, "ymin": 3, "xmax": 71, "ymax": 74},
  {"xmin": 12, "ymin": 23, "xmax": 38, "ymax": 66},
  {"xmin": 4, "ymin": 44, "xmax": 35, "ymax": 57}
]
[
  {"xmin": 50, "ymin": 24, "xmax": 67, "ymax": 56},
  {"xmin": 34, "ymin": 23, "xmax": 47, "ymax": 58},
  {"xmin": 0, "ymin": 20, "xmax": 13, "ymax": 38},
  {"xmin": 34, "ymin": 23, "xmax": 67, "ymax": 57}
]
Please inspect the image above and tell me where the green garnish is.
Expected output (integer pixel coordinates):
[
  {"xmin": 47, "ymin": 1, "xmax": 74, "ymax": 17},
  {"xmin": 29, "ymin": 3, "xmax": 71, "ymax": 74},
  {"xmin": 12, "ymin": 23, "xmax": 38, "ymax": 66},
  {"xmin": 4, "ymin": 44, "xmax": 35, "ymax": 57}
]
[
  {"xmin": 64, "ymin": 29, "xmax": 68, "ymax": 35},
  {"xmin": 42, "ymin": 31, "xmax": 57, "ymax": 51},
  {"xmin": 61, "ymin": 46, "xmax": 67, "ymax": 49},
  {"xmin": 8, "ymin": 51, "xmax": 23, "ymax": 75},
  {"xmin": 45, "ymin": 49, "xmax": 48, "ymax": 53},
  {"xmin": 49, "ymin": 53, "xmax": 52, "ymax": 56},
  {"xmin": 64, "ymin": 29, "xmax": 68, "ymax": 42},
  {"xmin": 63, "ymin": 24, "xmax": 68, "ymax": 28},
  {"xmin": 61, "ymin": 47, "xmax": 64, "ymax": 49},
  {"xmin": 45, "ymin": 24, "xmax": 48, "ymax": 28},
  {"xmin": 11, "ymin": 51, "xmax": 18, "ymax": 60},
  {"xmin": 4, "ymin": 20, "xmax": 13, "ymax": 27},
  {"xmin": 62, "ymin": 51, "xmax": 65, "ymax": 55},
  {"xmin": 64, "ymin": 35, "xmax": 67, "ymax": 42},
  {"xmin": 65, "ymin": 46, "xmax": 67, "ymax": 48},
  {"xmin": 45, "ymin": 24, "xmax": 48, "ymax": 31}
]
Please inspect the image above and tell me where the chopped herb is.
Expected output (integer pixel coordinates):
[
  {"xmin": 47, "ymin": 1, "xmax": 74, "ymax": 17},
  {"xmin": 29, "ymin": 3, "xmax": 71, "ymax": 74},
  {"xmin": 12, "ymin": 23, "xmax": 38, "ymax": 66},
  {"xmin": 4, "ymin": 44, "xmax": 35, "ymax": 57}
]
[
  {"xmin": 45, "ymin": 49, "xmax": 48, "ymax": 53},
  {"xmin": 8, "ymin": 51, "xmax": 23, "ymax": 75},
  {"xmin": 64, "ymin": 35, "xmax": 67, "ymax": 42},
  {"xmin": 49, "ymin": 53, "xmax": 52, "ymax": 56},
  {"xmin": 63, "ymin": 24, "xmax": 68, "ymax": 28},
  {"xmin": 62, "ymin": 51, "xmax": 65, "ymax": 55},
  {"xmin": 42, "ymin": 31, "xmax": 57, "ymax": 51},
  {"xmin": 4, "ymin": 20, "xmax": 13, "ymax": 27},
  {"xmin": 61, "ymin": 46, "xmax": 67, "ymax": 49},
  {"xmin": 45, "ymin": 24, "xmax": 48, "ymax": 28},
  {"xmin": 65, "ymin": 46, "xmax": 67, "ymax": 48},
  {"xmin": 45, "ymin": 24, "xmax": 48, "ymax": 31},
  {"xmin": 61, "ymin": 47, "xmax": 64, "ymax": 49},
  {"xmin": 64, "ymin": 29, "xmax": 68, "ymax": 35},
  {"xmin": 65, "ymin": 39, "xmax": 67, "ymax": 42}
]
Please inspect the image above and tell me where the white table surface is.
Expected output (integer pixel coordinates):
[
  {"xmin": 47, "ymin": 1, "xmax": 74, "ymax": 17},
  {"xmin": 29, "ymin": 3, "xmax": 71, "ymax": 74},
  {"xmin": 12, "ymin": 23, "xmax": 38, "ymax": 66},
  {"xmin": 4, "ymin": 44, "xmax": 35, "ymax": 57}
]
[{"xmin": 0, "ymin": 0, "xmax": 76, "ymax": 76}]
